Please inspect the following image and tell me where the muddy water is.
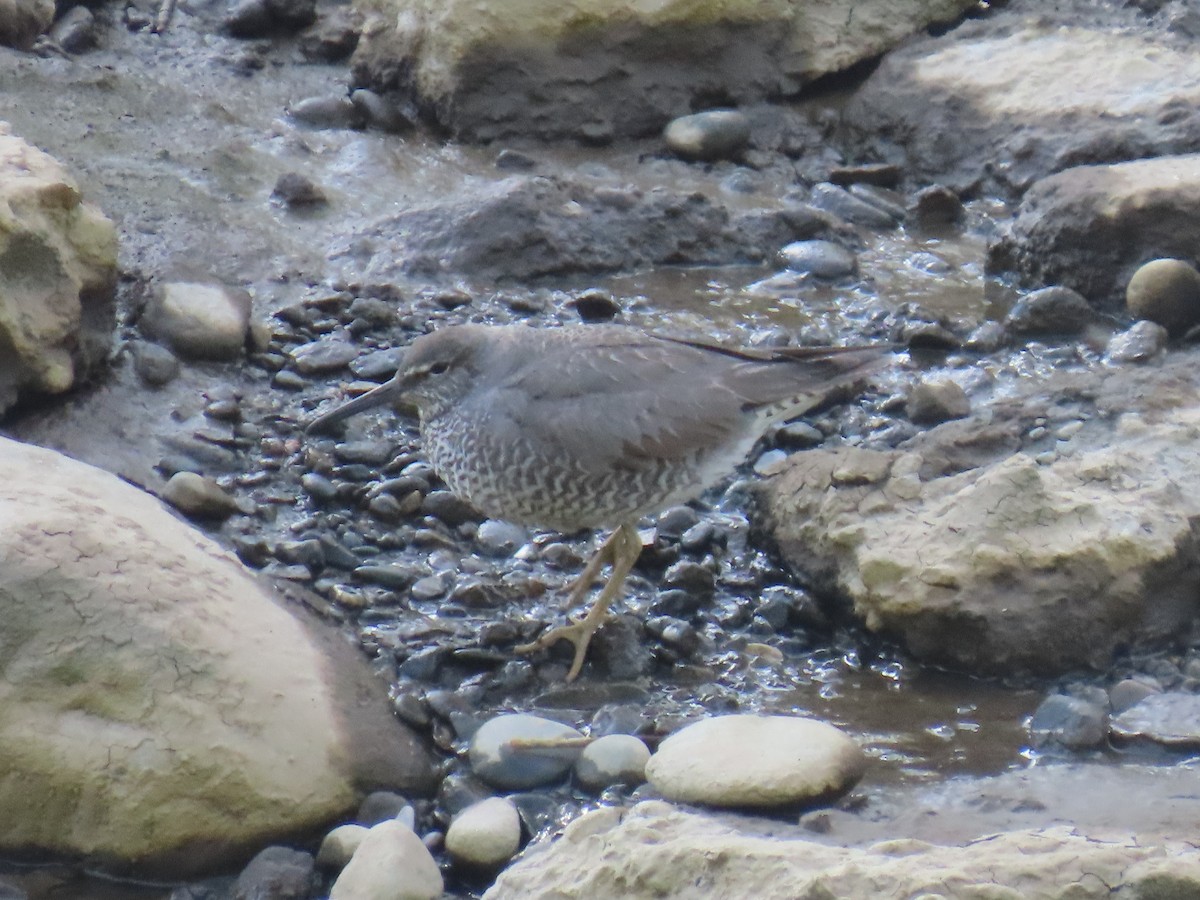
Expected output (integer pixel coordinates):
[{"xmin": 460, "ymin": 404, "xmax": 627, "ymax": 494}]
[{"xmin": 0, "ymin": 12, "xmax": 1182, "ymax": 899}]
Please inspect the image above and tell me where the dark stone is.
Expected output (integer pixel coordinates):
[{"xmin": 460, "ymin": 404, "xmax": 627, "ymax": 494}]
[
  {"xmin": 271, "ymin": 172, "xmax": 327, "ymax": 207},
  {"xmin": 231, "ymin": 846, "xmax": 318, "ymax": 900},
  {"xmin": 357, "ymin": 790, "xmax": 410, "ymax": 826},
  {"xmin": 1004, "ymin": 286, "xmax": 1095, "ymax": 337}
]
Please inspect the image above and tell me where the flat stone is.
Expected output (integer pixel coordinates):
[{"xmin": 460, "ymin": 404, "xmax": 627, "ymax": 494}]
[
  {"xmin": 468, "ymin": 714, "xmax": 584, "ymax": 790},
  {"xmin": 645, "ymin": 715, "xmax": 866, "ymax": 809},
  {"xmin": 1111, "ymin": 692, "xmax": 1200, "ymax": 748}
]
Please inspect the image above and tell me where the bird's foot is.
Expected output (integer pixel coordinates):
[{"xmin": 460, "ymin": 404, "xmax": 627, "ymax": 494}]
[{"xmin": 514, "ymin": 615, "xmax": 610, "ymax": 682}]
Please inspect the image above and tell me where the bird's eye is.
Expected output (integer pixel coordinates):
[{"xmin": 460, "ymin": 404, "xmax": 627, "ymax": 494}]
[{"xmin": 429, "ymin": 361, "xmax": 450, "ymax": 376}]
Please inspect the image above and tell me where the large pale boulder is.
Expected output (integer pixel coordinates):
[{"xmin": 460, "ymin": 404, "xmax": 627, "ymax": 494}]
[
  {"xmin": 756, "ymin": 351, "xmax": 1200, "ymax": 676},
  {"xmin": 843, "ymin": 19, "xmax": 1200, "ymax": 197},
  {"xmin": 0, "ymin": 0, "xmax": 53, "ymax": 49},
  {"xmin": 988, "ymin": 155, "xmax": 1200, "ymax": 310},
  {"xmin": 0, "ymin": 437, "xmax": 437, "ymax": 876},
  {"xmin": 485, "ymin": 801, "xmax": 1200, "ymax": 899},
  {"xmin": 350, "ymin": 0, "xmax": 976, "ymax": 142},
  {"xmin": 0, "ymin": 123, "xmax": 118, "ymax": 414}
]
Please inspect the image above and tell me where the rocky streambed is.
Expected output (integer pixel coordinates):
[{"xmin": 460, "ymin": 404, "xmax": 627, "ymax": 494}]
[{"xmin": 4, "ymin": 0, "xmax": 1200, "ymax": 897}]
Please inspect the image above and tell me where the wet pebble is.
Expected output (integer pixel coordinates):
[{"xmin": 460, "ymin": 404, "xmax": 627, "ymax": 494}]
[
  {"xmin": 353, "ymin": 563, "xmax": 415, "ymax": 590},
  {"xmin": 368, "ymin": 493, "xmax": 406, "ymax": 522},
  {"xmin": 232, "ymin": 846, "xmax": 317, "ymax": 900},
  {"xmin": 908, "ymin": 184, "xmax": 964, "ymax": 230},
  {"xmin": 350, "ymin": 89, "xmax": 416, "ymax": 133},
  {"xmin": 965, "ymin": 320, "xmax": 1007, "ymax": 352},
  {"xmin": 663, "ymin": 109, "xmax": 750, "ymax": 161},
  {"xmin": 357, "ymin": 790, "xmax": 412, "ymax": 826},
  {"xmin": 131, "ymin": 340, "xmax": 180, "ymax": 386},
  {"xmin": 1106, "ymin": 320, "xmax": 1168, "ymax": 363},
  {"xmin": 300, "ymin": 472, "xmax": 338, "ymax": 502},
  {"xmin": 349, "ymin": 346, "xmax": 404, "ymax": 378},
  {"xmin": 571, "ymin": 288, "xmax": 621, "ymax": 323},
  {"xmin": 779, "ymin": 240, "xmax": 857, "ymax": 278},
  {"xmin": 49, "ymin": 5, "xmax": 95, "ymax": 52},
  {"xmin": 1109, "ymin": 678, "xmax": 1161, "ymax": 714},
  {"xmin": 809, "ymin": 182, "xmax": 899, "ymax": 228},
  {"xmin": 468, "ymin": 714, "xmax": 584, "ymax": 790},
  {"xmin": 1004, "ymin": 286, "xmax": 1094, "ymax": 337},
  {"xmin": 1126, "ymin": 257, "xmax": 1200, "ymax": 335},
  {"xmin": 590, "ymin": 703, "xmax": 646, "ymax": 737},
  {"xmin": 495, "ymin": 148, "xmax": 538, "ymax": 171},
  {"xmin": 662, "ymin": 560, "xmax": 715, "ymax": 597},
  {"xmin": 144, "ymin": 281, "xmax": 250, "ymax": 361},
  {"xmin": 574, "ymin": 733, "xmax": 651, "ymax": 791},
  {"xmin": 422, "ymin": 490, "xmax": 479, "ymax": 526},
  {"xmin": 288, "ymin": 95, "xmax": 362, "ymax": 130},
  {"xmin": 656, "ymin": 505, "xmax": 699, "ymax": 541},
  {"xmin": 907, "ymin": 379, "xmax": 970, "ymax": 425},
  {"xmin": 475, "ymin": 519, "xmax": 527, "ymax": 557},
  {"xmin": 1110, "ymin": 692, "xmax": 1200, "ymax": 748},
  {"xmin": 272, "ymin": 172, "xmax": 327, "ymax": 207},
  {"xmin": 1029, "ymin": 693, "xmax": 1108, "ymax": 750},
  {"xmin": 410, "ymin": 574, "xmax": 449, "ymax": 601},
  {"xmin": 645, "ymin": 715, "xmax": 866, "ymax": 809},
  {"xmin": 773, "ymin": 421, "xmax": 823, "ymax": 449},
  {"xmin": 224, "ymin": 0, "xmax": 315, "ymax": 36},
  {"xmin": 162, "ymin": 472, "xmax": 242, "ymax": 519},
  {"xmin": 444, "ymin": 797, "xmax": 522, "ymax": 869},
  {"xmin": 329, "ymin": 820, "xmax": 441, "ymax": 900},
  {"xmin": 289, "ymin": 339, "xmax": 359, "ymax": 375},
  {"xmin": 316, "ymin": 823, "xmax": 368, "ymax": 869}
]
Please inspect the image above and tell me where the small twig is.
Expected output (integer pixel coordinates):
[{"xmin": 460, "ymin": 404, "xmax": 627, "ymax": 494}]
[
  {"xmin": 152, "ymin": 0, "xmax": 177, "ymax": 34},
  {"xmin": 504, "ymin": 736, "xmax": 594, "ymax": 753}
]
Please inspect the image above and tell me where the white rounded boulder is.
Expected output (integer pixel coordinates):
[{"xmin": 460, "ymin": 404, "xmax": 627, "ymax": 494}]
[{"xmin": 645, "ymin": 715, "xmax": 866, "ymax": 809}]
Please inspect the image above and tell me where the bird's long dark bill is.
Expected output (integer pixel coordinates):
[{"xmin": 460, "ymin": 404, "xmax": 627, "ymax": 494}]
[{"xmin": 305, "ymin": 375, "xmax": 404, "ymax": 433}]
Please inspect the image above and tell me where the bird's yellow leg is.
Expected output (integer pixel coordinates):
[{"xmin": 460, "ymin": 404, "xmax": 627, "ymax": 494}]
[{"xmin": 515, "ymin": 523, "xmax": 643, "ymax": 681}]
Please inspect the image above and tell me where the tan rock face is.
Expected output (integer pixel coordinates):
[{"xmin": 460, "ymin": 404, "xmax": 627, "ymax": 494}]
[
  {"xmin": 0, "ymin": 123, "xmax": 118, "ymax": 413},
  {"xmin": 350, "ymin": 0, "xmax": 975, "ymax": 141},
  {"xmin": 0, "ymin": 0, "xmax": 54, "ymax": 49},
  {"xmin": 845, "ymin": 25, "xmax": 1200, "ymax": 197},
  {"xmin": 485, "ymin": 801, "xmax": 1200, "ymax": 899},
  {"xmin": 992, "ymin": 155, "xmax": 1200, "ymax": 310},
  {"xmin": 757, "ymin": 354, "xmax": 1200, "ymax": 676},
  {"xmin": 0, "ymin": 437, "xmax": 436, "ymax": 876}
]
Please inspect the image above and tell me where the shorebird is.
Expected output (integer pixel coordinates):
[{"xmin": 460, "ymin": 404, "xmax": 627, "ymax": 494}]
[{"xmin": 308, "ymin": 323, "xmax": 889, "ymax": 680}]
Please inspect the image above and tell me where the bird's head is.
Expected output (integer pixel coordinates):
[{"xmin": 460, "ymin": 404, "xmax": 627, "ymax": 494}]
[{"xmin": 305, "ymin": 324, "xmax": 489, "ymax": 433}]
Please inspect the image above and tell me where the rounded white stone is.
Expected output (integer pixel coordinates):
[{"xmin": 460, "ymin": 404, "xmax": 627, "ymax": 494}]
[
  {"xmin": 329, "ymin": 820, "xmax": 443, "ymax": 900},
  {"xmin": 575, "ymin": 734, "xmax": 651, "ymax": 791},
  {"xmin": 645, "ymin": 714, "xmax": 866, "ymax": 809},
  {"xmin": 445, "ymin": 796, "xmax": 522, "ymax": 868},
  {"xmin": 316, "ymin": 823, "xmax": 368, "ymax": 870}
]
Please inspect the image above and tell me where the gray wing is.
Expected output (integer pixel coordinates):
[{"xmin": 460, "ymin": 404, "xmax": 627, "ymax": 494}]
[{"xmin": 472, "ymin": 334, "xmax": 886, "ymax": 471}]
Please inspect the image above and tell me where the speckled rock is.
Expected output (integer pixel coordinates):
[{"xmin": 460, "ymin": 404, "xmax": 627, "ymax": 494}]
[
  {"xmin": 485, "ymin": 801, "xmax": 1200, "ymax": 899},
  {"xmin": 645, "ymin": 715, "xmax": 865, "ymax": 809},
  {"xmin": 0, "ymin": 437, "xmax": 436, "ymax": 876},
  {"xmin": 0, "ymin": 124, "xmax": 117, "ymax": 414},
  {"xmin": 445, "ymin": 797, "xmax": 522, "ymax": 869}
]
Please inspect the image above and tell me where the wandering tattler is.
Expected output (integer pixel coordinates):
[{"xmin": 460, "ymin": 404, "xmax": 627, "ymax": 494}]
[{"xmin": 307, "ymin": 323, "xmax": 889, "ymax": 680}]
